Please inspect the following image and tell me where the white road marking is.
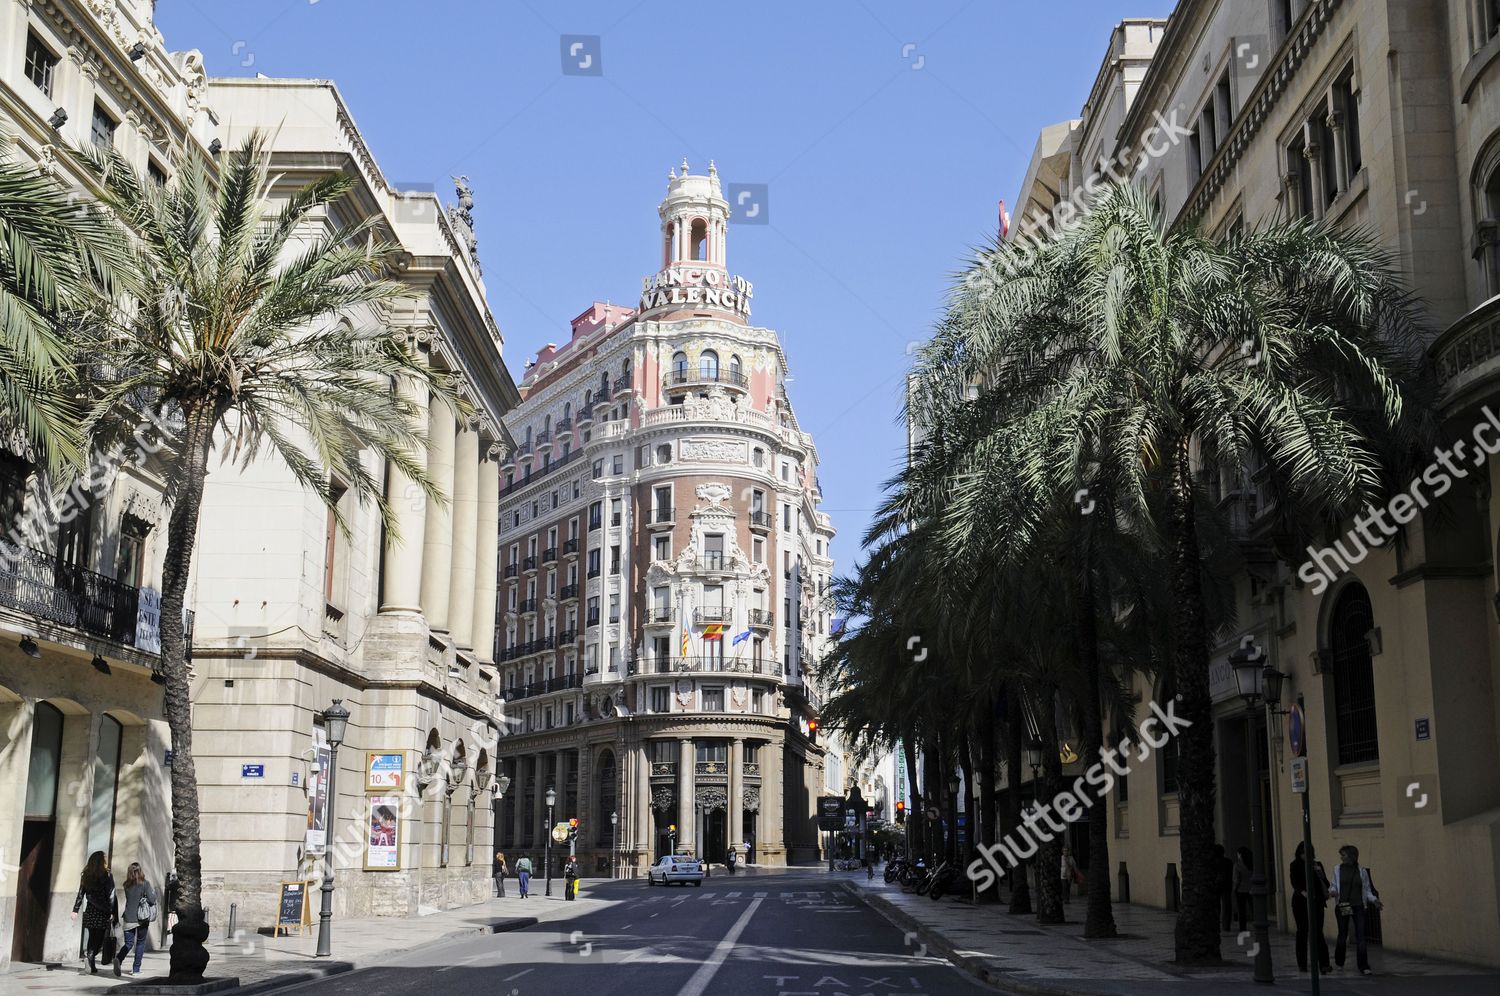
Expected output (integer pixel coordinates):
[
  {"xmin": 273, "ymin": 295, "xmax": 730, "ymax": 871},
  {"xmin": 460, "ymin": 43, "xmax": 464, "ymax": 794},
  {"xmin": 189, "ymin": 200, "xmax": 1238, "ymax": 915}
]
[
  {"xmin": 620, "ymin": 923, "xmax": 633, "ymax": 930},
  {"xmin": 753, "ymin": 891, "xmax": 768, "ymax": 898},
  {"xmin": 676, "ymin": 897, "xmax": 764, "ymax": 996},
  {"xmin": 503, "ymin": 968, "xmax": 533, "ymax": 981}
]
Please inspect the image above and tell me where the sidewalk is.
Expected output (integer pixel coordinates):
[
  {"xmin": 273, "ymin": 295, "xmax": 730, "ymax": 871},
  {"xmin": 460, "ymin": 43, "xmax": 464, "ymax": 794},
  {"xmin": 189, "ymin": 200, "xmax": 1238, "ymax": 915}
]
[
  {"xmin": 840, "ymin": 871, "xmax": 1500, "ymax": 995},
  {"xmin": 0, "ymin": 890, "xmax": 598, "ymax": 996}
]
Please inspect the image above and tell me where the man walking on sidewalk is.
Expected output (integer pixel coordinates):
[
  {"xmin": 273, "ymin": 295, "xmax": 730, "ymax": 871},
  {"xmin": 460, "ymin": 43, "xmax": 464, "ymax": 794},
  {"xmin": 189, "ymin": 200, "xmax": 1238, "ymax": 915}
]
[{"xmin": 516, "ymin": 854, "xmax": 533, "ymax": 899}]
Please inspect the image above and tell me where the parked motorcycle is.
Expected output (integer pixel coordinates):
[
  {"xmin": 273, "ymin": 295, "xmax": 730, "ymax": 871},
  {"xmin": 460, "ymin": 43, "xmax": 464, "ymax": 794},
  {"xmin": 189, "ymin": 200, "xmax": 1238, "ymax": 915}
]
[{"xmin": 927, "ymin": 861, "xmax": 962, "ymax": 900}]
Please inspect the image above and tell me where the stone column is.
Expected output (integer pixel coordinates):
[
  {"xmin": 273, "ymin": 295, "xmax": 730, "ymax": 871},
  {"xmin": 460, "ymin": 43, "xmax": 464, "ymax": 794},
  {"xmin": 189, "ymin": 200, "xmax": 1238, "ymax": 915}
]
[
  {"xmin": 677, "ymin": 737, "xmax": 694, "ymax": 853},
  {"xmin": 555, "ymin": 748, "xmax": 571, "ymax": 822},
  {"xmin": 472, "ymin": 447, "xmax": 501, "ymax": 662},
  {"xmin": 764, "ymin": 736, "xmax": 785, "ymax": 859},
  {"xmin": 511, "ymin": 756, "xmax": 526, "ymax": 850},
  {"xmin": 729, "ymin": 737, "xmax": 745, "ymax": 854},
  {"xmin": 635, "ymin": 743, "xmax": 651, "ymax": 858},
  {"xmin": 532, "ymin": 756, "xmax": 546, "ymax": 849},
  {"xmin": 448, "ymin": 418, "xmax": 481, "ymax": 650},
  {"xmin": 380, "ymin": 344, "xmax": 430, "ymax": 612},
  {"xmin": 421, "ymin": 396, "xmax": 458, "ymax": 632}
]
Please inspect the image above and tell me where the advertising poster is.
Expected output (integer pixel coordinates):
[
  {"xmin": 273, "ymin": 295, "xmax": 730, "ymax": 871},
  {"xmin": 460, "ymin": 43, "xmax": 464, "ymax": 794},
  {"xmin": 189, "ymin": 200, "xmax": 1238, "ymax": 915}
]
[
  {"xmin": 366, "ymin": 752, "xmax": 404, "ymax": 791},
  {"xmin": 305, "ymin": 725, "xmax": 329, "ymax": 856},
  {"xmin": 366, "ymin": 795, "xmax": 401, "ymax": 870}
]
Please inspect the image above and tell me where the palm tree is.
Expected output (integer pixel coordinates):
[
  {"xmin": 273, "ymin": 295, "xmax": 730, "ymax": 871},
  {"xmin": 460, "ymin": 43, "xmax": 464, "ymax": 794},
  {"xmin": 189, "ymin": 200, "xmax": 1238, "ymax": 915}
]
[
  {"xmin": 0, "ymin": 152, "xmax": 132, "ymax": 478},
  {"xmin": 932, "ymin": 182, "xmax": 1429, "ymax": 963},
  {"xmin": 76, "ymin": 133, "xmax": 462, "ymax": 981}
]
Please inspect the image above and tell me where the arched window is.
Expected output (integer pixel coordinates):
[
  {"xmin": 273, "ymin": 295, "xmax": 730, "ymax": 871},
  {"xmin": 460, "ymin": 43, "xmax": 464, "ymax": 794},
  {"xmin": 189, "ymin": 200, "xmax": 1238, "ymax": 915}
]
[
  {"xmin": 524, "ymin": 426, "xmax": 532, "ymax": 446},
  {"xmin": 543, "ymin": 415, "xmax": 551, "ymax": 436},
  {"xmin": 729, "ymin": 354, "xmax": 743, "ymax": 383},
  {"xmin": 563, "ymin": 402, "xmax": 572, "ymax": 421},
  {"xmin": 1328, "ymin": 583, "xmax": 1378, "ymax": 765},
  {"xmin": 700, "ymin": 350, "xmax": 720, "ymax": 381},
  {"xmin": 672, "ymin": 351, "xmax": 688, "ymax": 382},
  {"xmin": 690, "ymin": 218, "xmax": 708, "ymax": 261},
  {"xmin": 600, "ymin": 372, "xmax": 609, "ymax": 394},
  {"xmin": 584, "ymin": 389, "xmax": 593, "ymax": 406},
  {"xmin": 597, "ymin": 750, "xmax": 617, "ymax": 846},
  {"xmin": 664, "ymin": 222, "xmax": 675, "ymax": 265}
]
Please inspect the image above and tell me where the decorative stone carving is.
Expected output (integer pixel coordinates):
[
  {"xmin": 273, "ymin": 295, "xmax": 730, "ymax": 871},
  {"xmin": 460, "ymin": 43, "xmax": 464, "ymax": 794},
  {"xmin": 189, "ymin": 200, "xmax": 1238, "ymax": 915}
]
[
  {"xmin": 675, "ymin": 679, "xmax": 694, "ymax": 707},
  {"xmin": 696, "ymin": 786, "xmax": 728, "ymax": 812},
  {"xmin": 681, "ymin": 439, "xmax": 747, "ymax": 463},
  {"xmin": 651, "ymin": 787, "xmax": 675, "ymax": 812},
  {"xmin": 743, "ymin": 786, "xmax": 761, "ymax": 812},
  {"xmin": 694, "ymin": 483, "xmax": 732, "ymax": 510},
  {"xmin": 729, "ymin": 681, "xmax": 746, "ymax": 708}
]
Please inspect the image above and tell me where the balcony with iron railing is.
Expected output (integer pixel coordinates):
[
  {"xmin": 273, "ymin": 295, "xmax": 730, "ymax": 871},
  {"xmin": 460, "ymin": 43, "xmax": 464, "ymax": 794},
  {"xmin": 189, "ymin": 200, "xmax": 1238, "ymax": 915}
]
[
  {"xmin": 644, "ymin": 607, "xmax": 675, "ymax": 625},
  {"xmin": 522, "ymin": 555, "xmax": 538, "ymax": 573},
  {"xmin": 518, "ymin": 598, "xmax": 538, "ymax": 614},
  {"xmin": 694, "ymin": 553, "xmax": 729, "ymax": 574},
  {"xmin": 0, "ymin": 545, "xmax": 193, "ymax": 659},
  {"xmin": 500, "ymin": 448, "xmax": 580, "ymax": 499},
  {"xmin": 535, "ymin": 430, "xmax": 552, "ymax": 452},
  {"xmin": 695, "ymin": 760, "xmax": 730, "ymax": 778},
  {"xmin": 693, "ymin": 606, "xmax": 731, "ymax": 626},
  {"xmin": 613, "ymin": 376, "xmax": 633, "ymax": 397},
  {"xmin": 500, "ymin": 671, "xmax": 584, "ymax": 702},
  {"xmin": 667, "ymin": 367, "xmax": 750, "ymax": 391},
  {"xmin": 558, "ymin": 627, "xmax": 578, "ymax": 644},
  {"xmin": 586, "ymin": 565, "xmax": 601, "ymax": 580},
  {"xmin": 629, "ymin": 655, "xmax": 769, "ymax": 676},
  {"xmin": 559, "ymin": 583, "xmax": 579, "ymax": 602},
  {"xmin": 647, "ymin": 506, "xmax": 675, "ymax": 528},
  {"xmin": 586, "ymin": 608, "xmax": 600, "ymax": 626},
  {"xmin": 556, "ymin": 417, "xmax": 573, "ymax": 435},
  {"xmin": 503, "ymin": 563, "xmax": 519, "ymax": 579},
  {"xmin": 748, "ymin": 608, "xmax": 773, "ymax": 628},
  {"xmin": 562, "ymin": 537, "xmax": 580, "ymax": 556},
  {"xmin": 748, "ymin": 510, "xmax": 772, "ymax": 531},
  {"xmin": 542, "ymin": 546, "xmax": 558, "ymax": 564},
  {"xmin": 742, "ymin": 762, "xmax": 761, "ymax": 778},
  {"xmin": 649, "ymin": 761, "xmax": 676, "ymax": 778}
]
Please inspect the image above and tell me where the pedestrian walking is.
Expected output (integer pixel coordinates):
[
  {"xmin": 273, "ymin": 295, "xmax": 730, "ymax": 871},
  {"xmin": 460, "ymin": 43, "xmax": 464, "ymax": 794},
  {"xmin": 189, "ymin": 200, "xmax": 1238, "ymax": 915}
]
[
  {"xmin": 1214, "ymin": 844, "xmax": 1234, "ymax": 931},
  {"xmin": 726, "ymin": 847, "xmax": 737, "ymax": 875},
  {"xmin": 1290, "ymin": 842, "xmax": 1332, "ymax": 974},
  {"xmin": 112, "ymin": 862, "xmax": 158, "ymax": 977},
  {"xmin": 1060, "ymin": 846, "xmax": 1081, "ymax": 904},
  {"xmin": 515, "ymin": 854, "xmax": 533, "ymax": 899},
  {"xmin": 1233, "ymin": 846, "xmax": 1253, "ymax": 933},
  {"xmin": 564, "ymin": 856, "xmax": 579, "ymax": 901},
  {"xmin": 494, "ymin": 851, "xmax": 508, "ymax": 898},
  {"xmin": 70, "ymin": 851, "xmax": 118, "ymax": 975},
  {"xmin": 1329, "ymin": 844, "xmax": 1381, "ymax": 976}
]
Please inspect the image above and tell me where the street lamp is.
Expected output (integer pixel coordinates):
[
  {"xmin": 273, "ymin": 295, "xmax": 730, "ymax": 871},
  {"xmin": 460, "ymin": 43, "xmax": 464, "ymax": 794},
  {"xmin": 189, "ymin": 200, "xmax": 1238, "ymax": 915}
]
[
  {"xmin": 492, "ymin": 773, "xmax": 511, "ymax": 884},
  {"xmin": 1230, "ymin": 639, "xmax": 1286, "ymax": 985},
  {"xmin": 314, "ymin": 699, "xmax": 350, "ymax": 958},
  {"xmin": 544, "ymin": 786, "xmax": 557, "ymax": 897},
  {"xmin": 611, "ymin": 811, "xmax": 619, "ymax": 880}
]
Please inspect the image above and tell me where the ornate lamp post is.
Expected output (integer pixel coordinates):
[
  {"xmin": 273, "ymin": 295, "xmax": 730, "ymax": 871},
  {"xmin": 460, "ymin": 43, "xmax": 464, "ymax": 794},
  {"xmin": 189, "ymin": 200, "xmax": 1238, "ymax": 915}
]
[
  {"xmin": 544, "ymin": 786, "xmax": 557, "ymax": 897},
  {"xmin": 1231, "ymin": 640, "xmax": 1287, "ymax": 985},
  {"xmin": 314, "ymin": 700, "xmax": 350, "ymax": 958}
]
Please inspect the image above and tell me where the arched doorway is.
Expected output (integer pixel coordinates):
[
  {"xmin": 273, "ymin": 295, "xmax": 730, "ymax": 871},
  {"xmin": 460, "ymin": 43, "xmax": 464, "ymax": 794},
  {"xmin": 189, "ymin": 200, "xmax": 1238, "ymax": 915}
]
[
  {"xmin": 697, "ymin": 788, "xmax": 727, "ymax": 866},
  {"xmin": 13, "ymin": 701, "xmax": 63, "ymax": 962},
  {"xmin": 1328, "ymin": 583, "xmax": 1378, "ymax": 765}
]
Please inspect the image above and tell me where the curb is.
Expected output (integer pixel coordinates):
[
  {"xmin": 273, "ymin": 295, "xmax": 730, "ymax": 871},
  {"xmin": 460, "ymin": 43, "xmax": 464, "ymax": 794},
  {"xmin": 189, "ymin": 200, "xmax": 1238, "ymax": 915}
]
[
  {"xmin": 836, "ymin": 882, "xmax": 1092, "ymax": 996},
  {"xmin": 219, "ymin": 916, "xmax": 539, "ymax": 995}
]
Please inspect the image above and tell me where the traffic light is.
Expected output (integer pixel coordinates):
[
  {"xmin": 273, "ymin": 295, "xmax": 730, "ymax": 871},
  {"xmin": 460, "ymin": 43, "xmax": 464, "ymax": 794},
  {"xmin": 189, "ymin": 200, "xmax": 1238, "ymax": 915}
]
[
  {"xmin": 668, "ymin": 823, "xmax": 677, "ymax": 835},
  {"xmin": 567, "ymin": 817, "xmax": 579, "ymax": 841},
  {"xmin": 807, "ymin": 719, "xmax": 818, "ymax": 741},
  {"xmin": 895, "ymin": 800, "xmax": 906, "ymax": 823}
]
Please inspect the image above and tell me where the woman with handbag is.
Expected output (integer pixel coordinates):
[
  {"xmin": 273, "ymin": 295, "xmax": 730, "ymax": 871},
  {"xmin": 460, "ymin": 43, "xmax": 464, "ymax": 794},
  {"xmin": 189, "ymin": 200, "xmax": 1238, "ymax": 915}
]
[
  {"xmin": 70, "ymin": 850, "xmax": 118, "ymax": 974},
  {"xmin": 1329, "ymin": 844, "xmax": 1381, "ymax": 975},
  {"xmin": 494, "ymin": 852, "xmax": 508, "ymax": 898},
  {"xmin": 113, "ymin": 862, "xmax": 158, "ymax": 976}
]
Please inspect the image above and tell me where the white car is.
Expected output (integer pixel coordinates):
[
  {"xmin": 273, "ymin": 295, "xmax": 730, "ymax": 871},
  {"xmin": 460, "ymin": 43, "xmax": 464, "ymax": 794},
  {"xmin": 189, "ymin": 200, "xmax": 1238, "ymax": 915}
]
[{"xmin": 648, "ymin": 855, "xmax": 704, "ymax": 886}]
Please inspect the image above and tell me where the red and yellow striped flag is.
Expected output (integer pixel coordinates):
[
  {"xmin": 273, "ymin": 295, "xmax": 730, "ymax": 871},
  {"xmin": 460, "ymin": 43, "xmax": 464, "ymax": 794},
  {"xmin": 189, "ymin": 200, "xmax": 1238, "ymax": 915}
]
[
  {"xmin": 681, "ymin": 627, "xmax": 690, "ymax": 657},
  {"xmin": 702, "ymin": 624, "xmax": 725, "ymax": 641}
]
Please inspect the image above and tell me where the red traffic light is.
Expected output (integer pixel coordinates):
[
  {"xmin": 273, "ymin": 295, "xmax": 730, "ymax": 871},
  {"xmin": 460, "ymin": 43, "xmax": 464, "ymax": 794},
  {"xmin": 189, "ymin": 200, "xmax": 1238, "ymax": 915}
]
[
  {"xmin": 569, "ymin": 817, "xmax": 579, "ymax": 828},
  {"xmin": 895, "ymin": 801, "xmax": 905, "ymax": 812}
]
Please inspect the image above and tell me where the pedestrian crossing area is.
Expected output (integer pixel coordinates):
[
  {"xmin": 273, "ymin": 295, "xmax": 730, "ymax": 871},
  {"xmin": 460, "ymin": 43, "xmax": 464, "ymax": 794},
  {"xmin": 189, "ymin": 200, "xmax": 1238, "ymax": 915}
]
[{"xmin": 625, "ymin": 889, "xmax": 860, "ymax": 912}]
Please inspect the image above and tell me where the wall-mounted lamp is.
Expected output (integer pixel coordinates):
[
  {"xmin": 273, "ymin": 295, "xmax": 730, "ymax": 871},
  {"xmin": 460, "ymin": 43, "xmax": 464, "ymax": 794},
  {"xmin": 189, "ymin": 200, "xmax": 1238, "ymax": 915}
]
[
  {"xmin": 207, "ymin": 138, "xmax": 222, "ymax": 156},
  {"xmin": 128, "ymin": 41, "xmax": 147, "ymax": 61},
  {"xmin": 19, "ymin": 636, "xmax": 41, "ymax": 659},
  {"xmin": 47, "ymin": 109, "xmax": 67, "ymax": 130},
  {"xmin": 91, "ymin": 654, "xmax": 111, "ymax": 675}
]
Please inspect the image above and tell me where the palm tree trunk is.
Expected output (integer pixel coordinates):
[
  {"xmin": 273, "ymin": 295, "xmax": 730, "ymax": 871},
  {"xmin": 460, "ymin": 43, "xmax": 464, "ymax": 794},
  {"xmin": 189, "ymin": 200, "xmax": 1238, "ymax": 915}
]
[
  {"xmin": 1002, "ymin": 696, "xmax": 1031, "ymax": 914},
  {"xmin": 1168, "ymin": 443, "xmax": 1221, "ymax": 964},
  {"xmin": 1076, "ymin": 568, "xmax": 1118, "ymax": 938},
  {"xmin": 1035, "ymin": 681, "xmax": 1065, "ymax": 925},
  {"xmin": 902, "ymin": 735, "xmax": 922, "ymax": 860},
  {"xmin": 959, "ymin": 733, "xmax": 976, "ymax": 882},
  {"xmin": 158, "ymin": 398, "xmax": 217, "ymax": 981},
  {"xmin": 979, "ymin": 704, "xmax": 1000, "ymax": 902}
]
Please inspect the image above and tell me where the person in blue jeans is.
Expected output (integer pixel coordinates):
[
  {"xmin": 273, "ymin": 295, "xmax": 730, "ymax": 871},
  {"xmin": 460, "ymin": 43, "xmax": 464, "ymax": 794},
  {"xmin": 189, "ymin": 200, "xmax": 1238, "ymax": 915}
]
[
  {"xmin": 515, "ymin": 854, "xmax": 533, "ymax": 898},
  {"xmin": 113, "ymin": 862, "xmax": 157, "ymax": 977}
]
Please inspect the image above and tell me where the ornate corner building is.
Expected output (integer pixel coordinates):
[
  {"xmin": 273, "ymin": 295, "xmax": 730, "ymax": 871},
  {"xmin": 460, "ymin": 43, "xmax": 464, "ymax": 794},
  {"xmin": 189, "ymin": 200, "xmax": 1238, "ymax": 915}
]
[{"xmin": 494, "ymin": 163, "xmax": 836, "ymax": 874}]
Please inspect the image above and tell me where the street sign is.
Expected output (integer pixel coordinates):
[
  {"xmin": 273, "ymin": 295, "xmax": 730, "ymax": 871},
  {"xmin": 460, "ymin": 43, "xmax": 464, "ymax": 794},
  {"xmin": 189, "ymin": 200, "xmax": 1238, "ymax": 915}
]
[
  {"xmin": 1415, "ymin": 717, "xmax": 1430, "ymax": 741},
  {"xmin": 1289, "ymin": 756, "xmax": 1308, "ymax": 794},
  {"xmin": 817, "ymin": 795, "xmax": 844, "ymax": 831},
  {"xmin": 241, "ymin": 763, "xmax": 265, "ymax": 779},
  {"xmin": 1288, "ymin": 703, "xmax": 1306, "ymax": 757}
]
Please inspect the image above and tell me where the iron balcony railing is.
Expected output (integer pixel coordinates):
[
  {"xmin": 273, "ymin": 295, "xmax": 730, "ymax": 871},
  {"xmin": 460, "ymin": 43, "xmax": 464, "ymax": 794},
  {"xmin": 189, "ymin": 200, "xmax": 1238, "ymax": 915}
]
[
  {"xmin": 650, "ymin": 506, "xmax": 675, "ymax": 524},
  {"xmin": 501, "ymin": 671, "xmax": 584, "ymax": 702},
  {"xmin": 645, "ymin": 607, "xmax": 675, "ymax": 624},
  {"xmin": 748, "ymin": 608, "xmax": 773, "ymax": 628},
  {"xmin": 650, "ymin": 761, "xmax": 675, "ymax": 777},
  {"xmin": 668, "ymin": 368, "xmax": 749, "ymax": 389},
  {"xmin": 695, "ymin": 760, "xmax": 729, "ymax": 777},
  {"xmin": 542, "ymin": 547, "xmax": 558, "ymax": 564},
  {"xmin": 0, "ymin": 545, "xmax": 191, "ymax": 657},
  {"xmin": 503, "ymin": 563, "xmax": 519, "ymax": 579},
  {"xmin": 630, "ymin": 655, "xmax": 768, "ymax": 675},
  {"xmin": 518, "ymin": 598, "xmax": 538, "ymax": 614},
  {"xmin": 562, "ymin": 537, "xmax": 580, "ymax": 555},
  {"xmin": 522, "ymin": 556, "xmax": 538, "ymax": 572},
  {"xmin": 693, "ymin": 606, "xmax": 730, "ymax": 625},
  {"xmin": 500, "ymin": 448, "xmax": 580, "ymax": 499},
  {"xmin": 748, "ymin": 510, "xmax": 772, "ymax": 530},
  {"xmin": 559, "ymin": 583, "xmax": 579, "ymax": 601},
  {"xmin": 558, "ymin": 627, "xmax": 578, "ymax": 644}
]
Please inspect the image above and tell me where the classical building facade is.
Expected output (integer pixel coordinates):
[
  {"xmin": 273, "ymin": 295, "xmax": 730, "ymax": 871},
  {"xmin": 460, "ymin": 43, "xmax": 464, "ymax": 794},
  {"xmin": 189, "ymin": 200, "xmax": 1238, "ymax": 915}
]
[
  {"xmin": 493, "ymin": 164, "xmax": 836, "ymax": 875},
  {"xmin": 187, "ymin": 79, "xmax": 519, "ymax": 927},
  {"xmin": 0, "ymin": 0, "xmax": 214, "ymax": 968},
  {"xmin": 1008, "ymin": 0, "xmax": 1500, "ymax": 968}
]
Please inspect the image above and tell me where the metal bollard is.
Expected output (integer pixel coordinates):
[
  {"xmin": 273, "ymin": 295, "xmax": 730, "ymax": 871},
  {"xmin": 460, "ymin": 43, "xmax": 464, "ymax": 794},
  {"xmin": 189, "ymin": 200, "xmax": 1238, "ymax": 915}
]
[
  {"xmin": 226, "ymin": 903, "xmax": 237, "ymax": 940},
  {"xmin": 1165, "ymin": 862, "xmax": 1180, "ymax": 912},
  {"xmin": 1117, "ymin": 861, "xmax": 1130, "ymax": 904}
]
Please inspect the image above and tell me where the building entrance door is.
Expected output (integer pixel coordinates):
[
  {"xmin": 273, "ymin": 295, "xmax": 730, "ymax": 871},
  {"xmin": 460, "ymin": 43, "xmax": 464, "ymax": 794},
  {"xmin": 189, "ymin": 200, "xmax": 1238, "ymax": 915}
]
[
  {"xmin": 700, "ymin": 808, "xmax": 727, "ymax": 865},
  {"xmin": 12, "ymin": 702, "xmax": 63, "ymax": 963}
]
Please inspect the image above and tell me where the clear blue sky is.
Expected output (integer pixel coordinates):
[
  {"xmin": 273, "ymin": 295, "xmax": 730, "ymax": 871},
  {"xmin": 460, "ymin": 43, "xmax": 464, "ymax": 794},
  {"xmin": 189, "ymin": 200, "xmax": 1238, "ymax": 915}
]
[{"xmin": 157, "ymin": 0, "xmax": 1177, "ymax": 577}]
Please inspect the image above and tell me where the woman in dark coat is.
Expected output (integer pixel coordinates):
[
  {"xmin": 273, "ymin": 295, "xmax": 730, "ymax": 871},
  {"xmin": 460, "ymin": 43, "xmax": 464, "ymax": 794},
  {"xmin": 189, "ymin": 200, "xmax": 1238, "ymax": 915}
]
[{"xmin": 71, "ymin": 850, "xmax": 118, "ymax": 974}]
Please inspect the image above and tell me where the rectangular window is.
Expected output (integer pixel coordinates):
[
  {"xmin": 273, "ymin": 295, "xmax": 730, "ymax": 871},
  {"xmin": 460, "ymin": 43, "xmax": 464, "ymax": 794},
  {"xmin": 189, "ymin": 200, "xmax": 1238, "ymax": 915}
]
[
  {"xmin": 91, "ymin": 102, "xmax": 117, "ymax": 149},
  {"xmin": 611, "ymin": 454, "xmax": 624, "ymax": 475},
  {"xmin": 323, "ymin": 483, "xmax": 348, "ymax": 605},
  {"xmin": 25, "ymin": 32, "xmax": 57, "ymax": 97},
  {"xmin": 587, "ymin": 549, "xmax": 601, "ymax": 578},
  {"xmin": 147, "ymin": 159, "xmax": 167, "ymax": 186},
  {"xmin": 783, "ymin": 504, "xmax": 792, "ymax": 531},
  {"xmin": 650, "ymin": 686, "xmax": 671, "ymax": 713},
  {"xmin": 610, "ymin": 544, "xmax": 621, "ymax": 574},
  {"xmin": 702, "ymin": 687, "xmax": 725, "ymax": 712},
  {"xmin": 751, "ymin": 688, "xmax": 765, "ymax": 714},
  {"xmin": 1335, "ymin": 65, "xmax": 1361, "ymax": 177},
  {"xmin": 752, "ymin": 537, "xmax": 764, "ymax": 563},
  {"xmin": 703, "ymin": 533, "xmax": 724, "ymax": 570},
  {"xmin": 592, "ymin": 459, "xmax": 604, "ymax": 479},
  {"xmin": 610, "ymin": 498, "xmax": 622, "ymax": 526},
  {"xmin": 608, "ymin": 593, "xmax": 619, "ymax": 623},
  {"xmin": 589, "ymin": 501, "xmax": 602, "ymax": 530},
  {"xmin": 653, "ymin": 534, "xmax": 671, "ymax": 561},
  {"xmin": 117, "ymin": 515, "xmax": 150, "ymax": 589}
]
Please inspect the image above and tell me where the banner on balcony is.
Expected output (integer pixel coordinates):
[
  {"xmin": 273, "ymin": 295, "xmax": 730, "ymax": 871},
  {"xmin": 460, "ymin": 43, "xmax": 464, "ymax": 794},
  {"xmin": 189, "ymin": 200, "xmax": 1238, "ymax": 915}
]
[{"xmin": 135, "ymin": 587, "xmax": 162, "ymax": 655}]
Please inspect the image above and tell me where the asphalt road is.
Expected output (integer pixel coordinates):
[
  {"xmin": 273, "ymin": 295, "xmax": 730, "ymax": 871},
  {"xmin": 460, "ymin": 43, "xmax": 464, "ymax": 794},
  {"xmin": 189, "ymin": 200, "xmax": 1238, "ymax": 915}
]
[{"xmin": 264, "ymin": 870, "xmax": 988, "ymax": 996}]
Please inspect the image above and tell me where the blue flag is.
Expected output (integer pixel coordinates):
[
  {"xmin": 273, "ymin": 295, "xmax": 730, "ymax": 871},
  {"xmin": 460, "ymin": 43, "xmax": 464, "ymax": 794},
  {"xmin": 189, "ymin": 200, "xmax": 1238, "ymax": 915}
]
[{"xmin": 731, "ymin": 629, "xmax": 753, "ymax": 646}]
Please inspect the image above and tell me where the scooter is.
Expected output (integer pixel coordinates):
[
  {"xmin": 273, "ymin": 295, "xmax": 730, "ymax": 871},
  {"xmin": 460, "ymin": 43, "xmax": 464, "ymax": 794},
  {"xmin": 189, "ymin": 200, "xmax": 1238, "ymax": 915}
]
[{"xmin": 927, "ymin": 861, "xmax": 962, "ymax": 901}]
